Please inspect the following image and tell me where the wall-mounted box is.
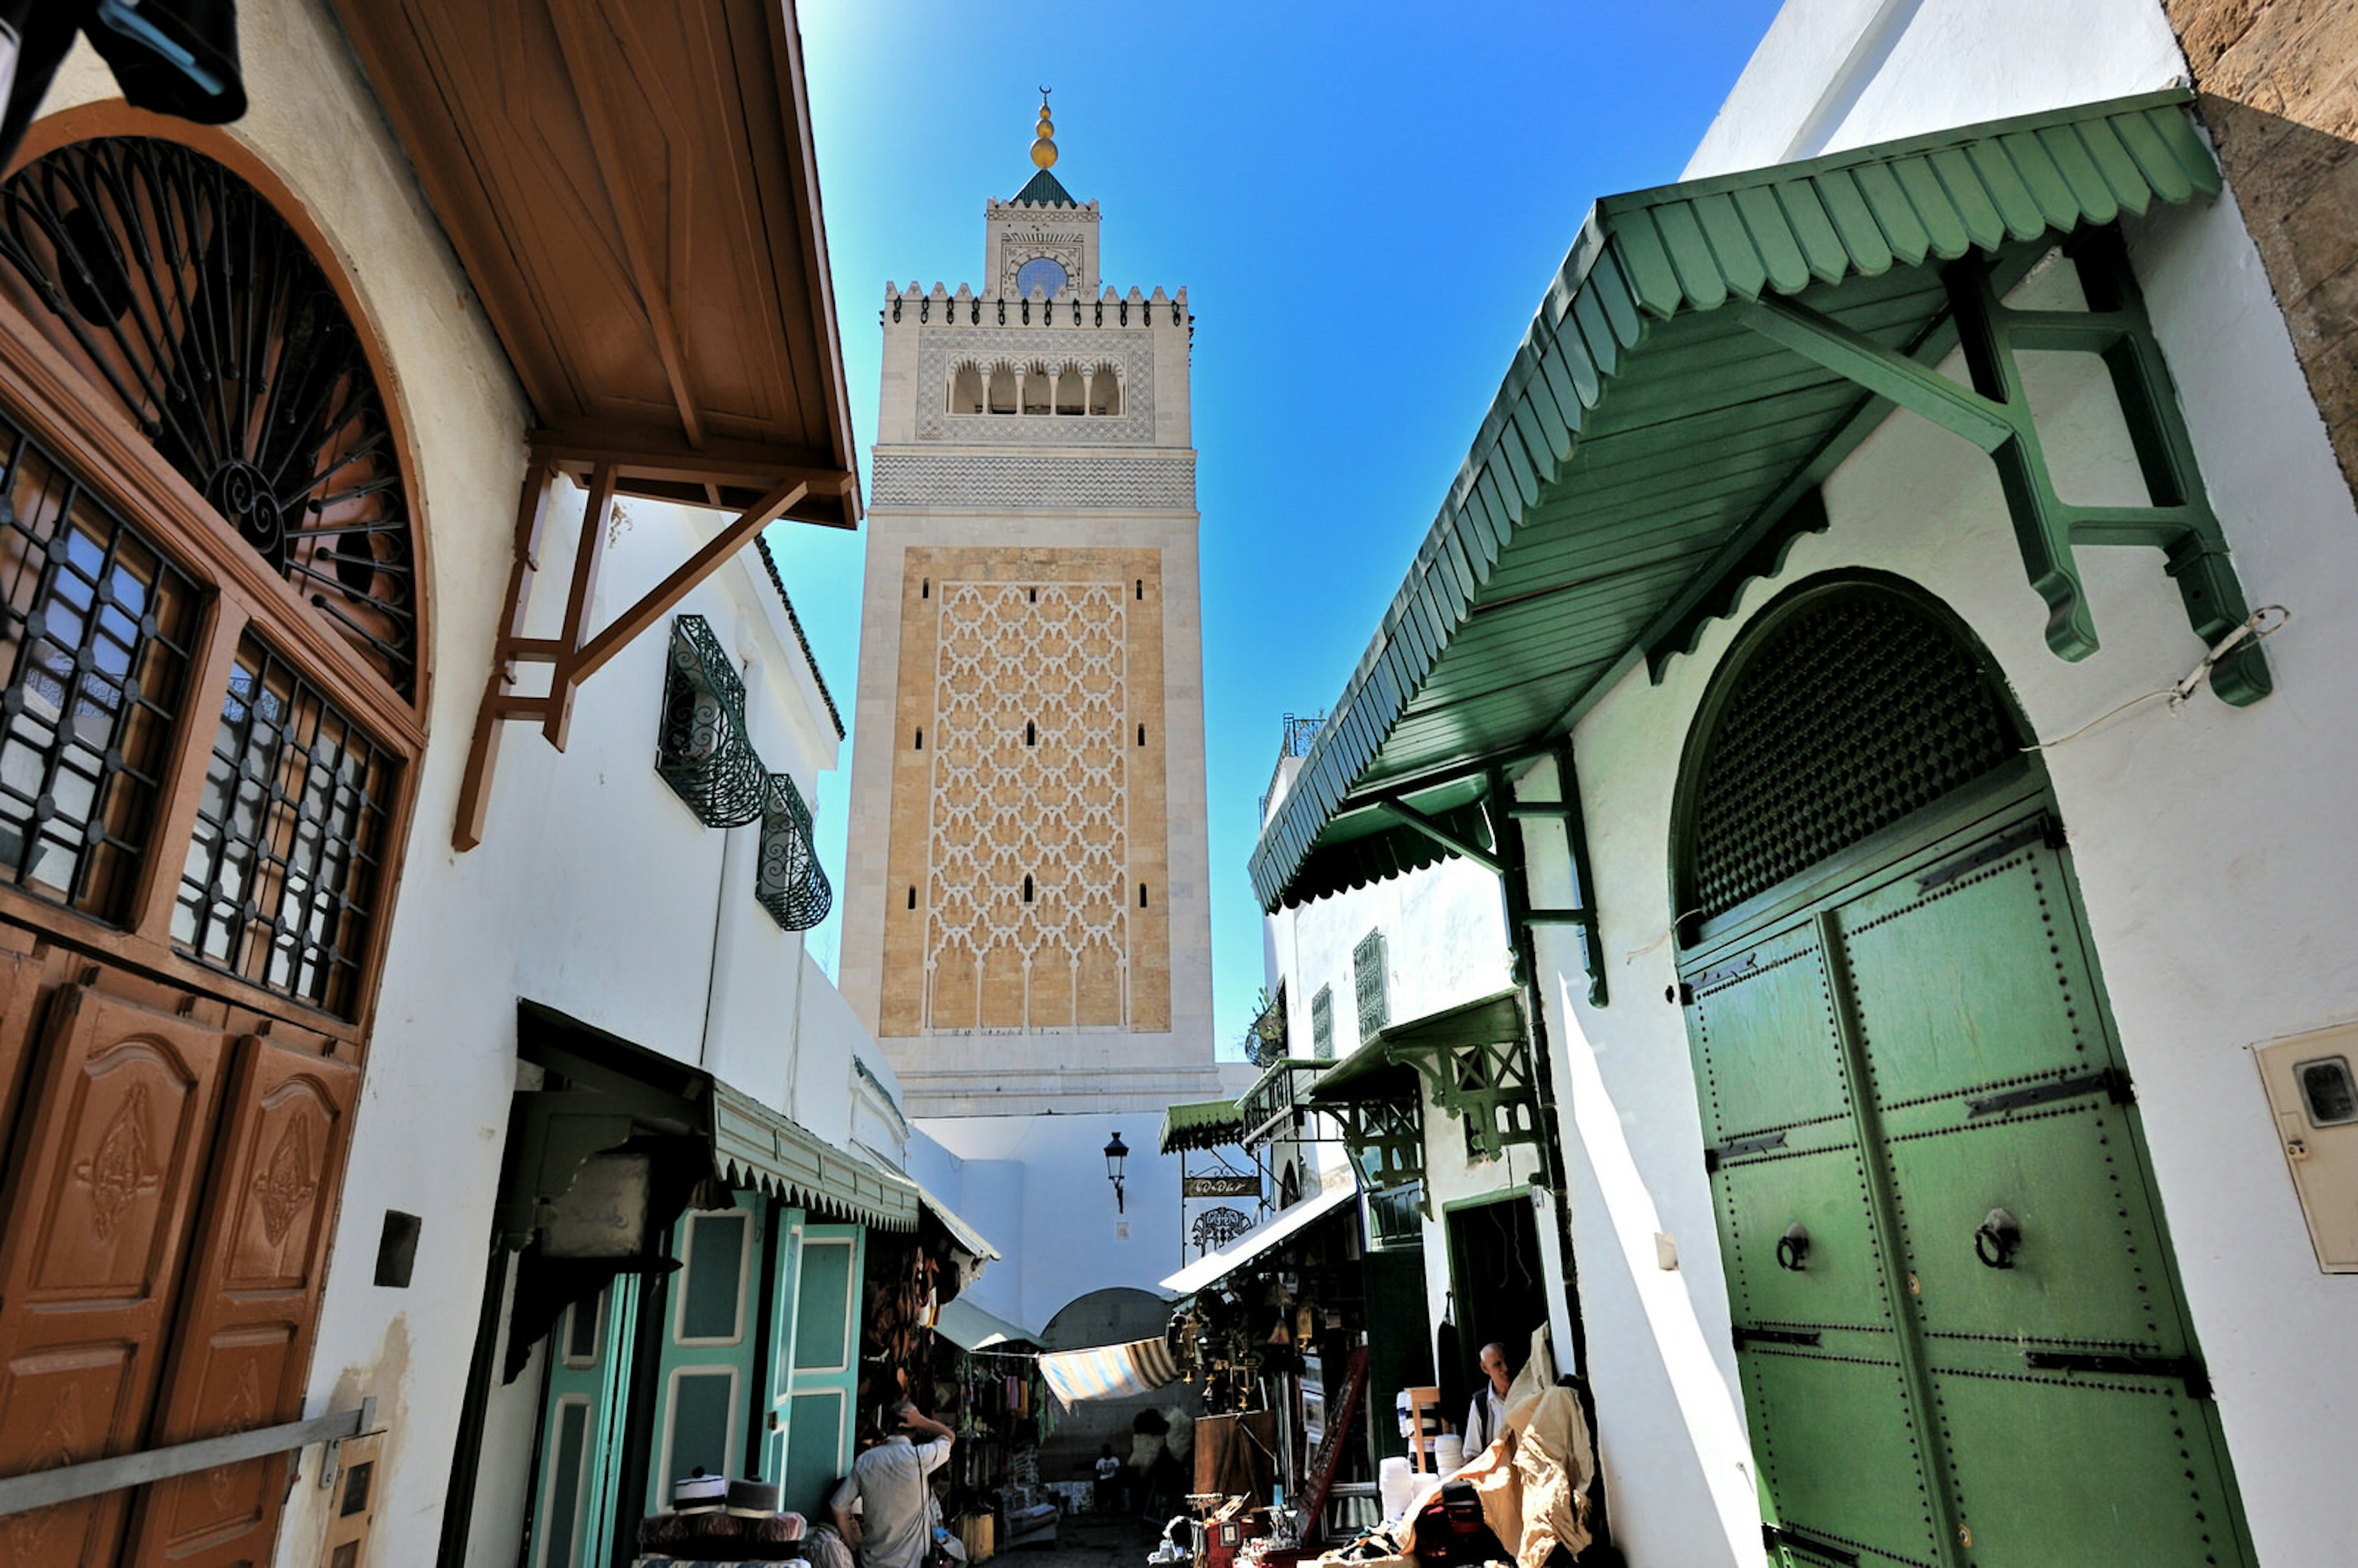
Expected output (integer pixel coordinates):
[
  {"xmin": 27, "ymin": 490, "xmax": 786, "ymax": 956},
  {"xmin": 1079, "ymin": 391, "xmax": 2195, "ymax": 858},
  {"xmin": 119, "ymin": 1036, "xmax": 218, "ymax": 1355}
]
[{"xmin": 2256, "ymin": 1023, "xmax": 2358, "ymax": 1273}]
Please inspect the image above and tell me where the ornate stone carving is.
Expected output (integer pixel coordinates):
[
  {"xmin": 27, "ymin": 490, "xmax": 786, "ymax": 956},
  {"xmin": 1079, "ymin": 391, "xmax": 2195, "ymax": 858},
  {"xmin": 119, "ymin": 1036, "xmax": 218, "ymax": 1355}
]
[
  {"xmin": 915, "ymin": 328, "xmax": 1153, "ymax": 443},
  {"xmin": 872, "ymin": 452, "xmax": 1195, "ymax": 511}
]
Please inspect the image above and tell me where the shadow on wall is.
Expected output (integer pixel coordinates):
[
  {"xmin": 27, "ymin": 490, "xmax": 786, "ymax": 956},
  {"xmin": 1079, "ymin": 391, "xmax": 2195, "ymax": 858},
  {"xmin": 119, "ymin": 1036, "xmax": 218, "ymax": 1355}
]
[
  {"xmin": 1038, "ymin": 1287, "xmax": 1202, "ymax": 1486},
  {"xmin": 2168, "ymin": 0, "xmax": 2358, "ymax": 497}
]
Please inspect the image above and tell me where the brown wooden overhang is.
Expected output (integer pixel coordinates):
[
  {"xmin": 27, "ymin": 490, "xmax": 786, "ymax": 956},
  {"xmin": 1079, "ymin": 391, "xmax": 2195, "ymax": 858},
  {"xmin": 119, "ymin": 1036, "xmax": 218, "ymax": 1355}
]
[{"xmin": 329, "ymin": 0, "xmax": 860, "ymax": 524}]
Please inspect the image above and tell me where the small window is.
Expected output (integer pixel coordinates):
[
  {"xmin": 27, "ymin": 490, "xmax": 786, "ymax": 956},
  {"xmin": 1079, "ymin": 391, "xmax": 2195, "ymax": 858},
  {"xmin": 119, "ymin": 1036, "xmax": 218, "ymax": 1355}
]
[
  {"xmin": 1021, "ymin": 363, "xmax": 1051, "ymax": 415},
  {"xmin": 1137, "ymin": 724, "xmax": 1146, "ymax": 746},
  {"xmin": 913, "ymin": 728, "xmax": 922, "ymax": 750},
  {"xmin": 1311, "ymin": 987, "xmax": 1334, "ymax": 1058},
  {"xmin": 949, "ymin": 363, "xmax": 983, "ymax": 414},
  {"xmin": 1135, "ymin": 578, "xmax": 1144, "ymax": 600},
  {"xmin": 1025, "ymin": 720, "xmax": 1036, "ymax": 747},
  {"xmin": 1091, "ymin": 362, "xmax": 1122, "ymax": 416},
  {"xmin": 1353, "ymin": 930, "xmax": 1388, "ymax": 1042},
  {"xmin": 987, "ymin": 363, "xmax": 1018, "ymax": 414},
  {"xmin": 1139, "ymin": 883, "xmax": 1150, "ymax": 908},
  {"xmin": 921, "ymin": 578, "xmax": 930, "ymax": 599},
  {"xmin": 2298, "ymin": 1057, "xmax": 2358, "ymax": 1126},
  {"xmin": 1022, "ymin": 874, "xmax": 1033, "ymax": 904},
  {"xmin": 907, "ymin": 887, "xmax": 916, "ymax": 910},
  {"xmin": 1028, "ymin": 586, "xmax": 1037, "ymax": 603}
]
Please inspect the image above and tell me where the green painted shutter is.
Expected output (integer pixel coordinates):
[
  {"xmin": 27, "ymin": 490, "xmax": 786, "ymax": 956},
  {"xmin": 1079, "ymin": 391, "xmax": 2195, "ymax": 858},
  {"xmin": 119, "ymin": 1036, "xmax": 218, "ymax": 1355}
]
[
  {"xmin": 780, "ymin": 1222, "xmax": 865, "ymax": 1518},
  {"xmin": 645, "ymin": 1195, "xmax": 764, "ymax": 1516},
  {"xmin": 527, "ymin": 1278, "xmax": 640, "ymax": 1568},
  {"xmin": 759, "ymin": 1208, "xmax": 806, "ymax": 1485}
]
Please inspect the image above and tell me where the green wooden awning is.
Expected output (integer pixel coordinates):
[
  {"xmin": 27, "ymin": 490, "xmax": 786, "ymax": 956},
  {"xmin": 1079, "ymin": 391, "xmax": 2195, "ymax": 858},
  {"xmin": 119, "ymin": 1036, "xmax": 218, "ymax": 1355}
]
[
  {"xmin": 1252, "ymin": 91, "xmax": 2237, "ymax": 912},
  {"xmin": 1160, "ymin": 1098, "xmax": 1247, "ymax": 1154},
  {"xmin": 1312, "ymin": 992, "xmax": 1540, "ymax": 1163},
  {"xmin": 711, "ymin": 1080, "xmax": 920, "ymax": 1231}
]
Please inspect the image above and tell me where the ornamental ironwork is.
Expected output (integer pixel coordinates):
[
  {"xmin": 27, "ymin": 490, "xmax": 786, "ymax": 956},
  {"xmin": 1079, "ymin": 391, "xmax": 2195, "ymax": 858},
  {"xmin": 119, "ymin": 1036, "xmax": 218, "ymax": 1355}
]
[
  {"xmin": 174, "ymin": 632, "xmax": 395, "ymax": 1017},
  {"xmin": 1191, "ymin": 1206, "xmax": 1252, "ymax": 1254},
  {"xmin": 756, "ymin": 771, "xmax": 831, "ymax": 931},
  {"xmin": 0, "ymin": 138, "xmax": 420, "ymax": 695},
  {"xmin": 0, "ymin": 410, "xmax": 201, "ymax": 922},
  {"xmin": 1242, "ymin": 984, "xmax": 1286, "ymax": 1067},
  {"xmin": 656, "ymin": 615, "xmax": 766, "ymax": 829}
]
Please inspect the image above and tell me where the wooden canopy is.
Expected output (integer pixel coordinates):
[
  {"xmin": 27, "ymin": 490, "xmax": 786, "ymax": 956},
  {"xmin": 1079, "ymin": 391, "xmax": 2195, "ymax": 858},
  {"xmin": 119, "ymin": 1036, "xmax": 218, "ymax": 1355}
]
[{"xmin": 331, "ymin": 0, "xmax": 859, "ymax": 523}]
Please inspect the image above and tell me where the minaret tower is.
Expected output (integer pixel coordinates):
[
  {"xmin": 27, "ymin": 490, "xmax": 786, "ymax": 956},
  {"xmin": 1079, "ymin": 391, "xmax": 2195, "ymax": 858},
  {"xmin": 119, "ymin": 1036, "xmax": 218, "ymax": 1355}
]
[{"xmin": 840, "ymin": 98, "xmax": 1221, "ymax": 1117}]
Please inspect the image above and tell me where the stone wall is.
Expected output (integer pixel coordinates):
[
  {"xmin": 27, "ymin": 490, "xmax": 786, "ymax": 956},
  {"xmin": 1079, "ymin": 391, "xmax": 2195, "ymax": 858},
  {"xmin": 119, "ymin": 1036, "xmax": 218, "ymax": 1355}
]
[{"xmin": 2168, "ymin": 0, "xmax": 2358, "ymax": 498}]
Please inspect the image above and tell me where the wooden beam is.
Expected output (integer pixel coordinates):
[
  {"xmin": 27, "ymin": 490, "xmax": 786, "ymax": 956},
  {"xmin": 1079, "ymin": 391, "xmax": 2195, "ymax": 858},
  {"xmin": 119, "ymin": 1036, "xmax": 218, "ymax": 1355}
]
[
  {"xmin": 569, "ymin": 476, "xmax": 807, "ymax": 686},
  {"xmin": 543, "ymin": 461, "xmax": 621, "ymax": 748},
  {"xmin": 1371, "ymin": 796, "xmax": 1503, "ymax": 875},
  {"xmin": 453, "ymin": 464, "xmax": 558, "ymax": 851}
]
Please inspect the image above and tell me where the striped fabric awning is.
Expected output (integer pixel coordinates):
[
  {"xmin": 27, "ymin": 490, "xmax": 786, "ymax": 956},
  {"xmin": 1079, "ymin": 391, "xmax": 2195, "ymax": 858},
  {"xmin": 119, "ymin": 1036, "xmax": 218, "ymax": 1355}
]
[{"xmin": 1037, "ymin": 1337, "xmax": 1181, "ymax": 1407}]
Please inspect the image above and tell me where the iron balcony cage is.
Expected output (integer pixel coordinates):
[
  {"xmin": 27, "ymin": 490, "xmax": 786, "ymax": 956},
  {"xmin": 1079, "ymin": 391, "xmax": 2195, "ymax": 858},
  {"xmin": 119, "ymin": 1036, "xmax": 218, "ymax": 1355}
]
[
  {"xmin": 656, "ymin": 613, "xmax": 768, "ymax": 829},
  {"xmin": 756, "ymin": 771, "xmax": 832, "ymax": 931}
]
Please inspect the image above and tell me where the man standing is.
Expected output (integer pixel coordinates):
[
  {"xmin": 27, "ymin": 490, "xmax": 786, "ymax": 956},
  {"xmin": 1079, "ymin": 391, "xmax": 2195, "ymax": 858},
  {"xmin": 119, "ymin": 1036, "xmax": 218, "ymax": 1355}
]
[
  {"xmin": 1463, "ymin": 1342, "xmax": 1516, "ymax": 1451},
  {"xmin": 831, "ymin": 1401, "xmax": 956, "ymax": 1568}
]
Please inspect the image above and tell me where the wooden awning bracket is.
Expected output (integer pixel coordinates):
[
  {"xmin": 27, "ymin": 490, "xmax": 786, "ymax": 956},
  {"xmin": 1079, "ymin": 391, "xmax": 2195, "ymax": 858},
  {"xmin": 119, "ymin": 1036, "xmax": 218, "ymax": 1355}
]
[{"xmin": 452, "ymin": 458, "xmax": 850, "ymax": 850}]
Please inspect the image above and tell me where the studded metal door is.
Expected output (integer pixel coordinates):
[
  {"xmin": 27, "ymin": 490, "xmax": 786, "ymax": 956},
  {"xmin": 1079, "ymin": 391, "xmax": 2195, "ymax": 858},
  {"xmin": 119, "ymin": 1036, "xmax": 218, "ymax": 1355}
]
[{"xmin": 1684, "ymin": 804, "xmax": 2254, "ymax": 1568}]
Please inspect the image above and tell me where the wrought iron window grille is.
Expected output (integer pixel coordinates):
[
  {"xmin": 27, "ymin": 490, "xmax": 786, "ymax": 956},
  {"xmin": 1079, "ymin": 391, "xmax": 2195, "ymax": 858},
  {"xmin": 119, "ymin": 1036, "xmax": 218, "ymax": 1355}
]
[
  {"xmin": 1310, "ymin": 984, "xmax": 1334, "ymax": 1059},
  {"xmin": 656, "ymin": 615, "xmax": 766, "ymax": 829},
  {"xmin": 1352, "ymin": 929, "xmax": 1388, "ymax": 1042},
  {"xmin": 0, "ymin": 413, "xmax": 200, "ymax": 923},
  {"xmin": 755, "ymin": 771, "xmax": 831, "ymax": 931},
  {"xmin": 174, "ymin": 633, "xmax": 394, "ymax": 1017},
  {"xmin": 0, "ymin": 138, "xmax": 421, "ymax": 696}
]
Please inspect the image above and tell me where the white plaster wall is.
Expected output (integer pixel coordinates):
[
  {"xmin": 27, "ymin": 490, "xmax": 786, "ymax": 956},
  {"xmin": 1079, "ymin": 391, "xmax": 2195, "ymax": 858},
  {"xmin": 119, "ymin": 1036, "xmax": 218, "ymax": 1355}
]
[
  {"xmin": 1270, "ymin": 856, "xmax": 1514, "ymax": 1064},
  {"xmin": 1687, "ymin": 0, "xmax": 2190, "ymax": 177},
  {"xmin": 913, "ymin": 1115, "xmax": 1183, "ymax": 1337},
  {"xmin": 34, "ymin": 8, "xmax": 893, "ymax": 1559},
  {"xmin": 1517, "ymin": 15, "xmax": 2358, "ymax": 1554}
]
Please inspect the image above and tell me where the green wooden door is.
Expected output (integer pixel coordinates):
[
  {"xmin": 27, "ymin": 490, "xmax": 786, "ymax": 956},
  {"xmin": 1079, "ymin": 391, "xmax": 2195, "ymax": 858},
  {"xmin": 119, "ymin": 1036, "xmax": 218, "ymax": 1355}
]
[
  {"xmin": 644, "ymin": 1195, "xmax": 765, "ymax": 1515},
  {"xmin": 1690, "ymin": 919, "xmax": 1949, "ymax": 1568},
  {"xmin": 780, "ymin": 1222, "xmax": 865, "ymax": 1518},
  {"xmin": 527, "ymin": 1278, "xmax": 640, "ymax": 1568},
  {"xmin": 1683, "ymin": 804, "xmax": 2252, "ymax": 1568},
  {"xmin": 758, "ymin": 1207, "xmax": 807, "ymax": 1485}
]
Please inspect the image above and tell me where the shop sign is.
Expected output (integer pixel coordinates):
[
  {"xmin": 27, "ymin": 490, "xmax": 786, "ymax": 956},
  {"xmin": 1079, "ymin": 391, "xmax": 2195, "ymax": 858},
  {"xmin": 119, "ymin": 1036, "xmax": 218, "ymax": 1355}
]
[{"xmin": 1184, "ymin": 1175, "xmax": 1261, "ymax": 1198}]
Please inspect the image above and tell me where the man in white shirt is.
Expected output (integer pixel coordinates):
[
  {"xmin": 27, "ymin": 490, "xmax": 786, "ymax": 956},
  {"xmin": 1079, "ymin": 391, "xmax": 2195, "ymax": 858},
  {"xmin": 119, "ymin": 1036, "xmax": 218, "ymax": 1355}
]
[
  {"xmin": 831, "ymin": 1402, "xmax": 955, "ymax": 1568},
  {"xmin": 1463, "ymin": 1342, "xmax": 1515, "ymax": 1451}
]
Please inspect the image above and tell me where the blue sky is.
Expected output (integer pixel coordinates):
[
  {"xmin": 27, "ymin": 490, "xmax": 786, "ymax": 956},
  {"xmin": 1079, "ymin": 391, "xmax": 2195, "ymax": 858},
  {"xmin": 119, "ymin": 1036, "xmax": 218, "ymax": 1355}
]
[{"xmin": 774, "ymin": 0, "xmax": 1784, "ymax": 1056}]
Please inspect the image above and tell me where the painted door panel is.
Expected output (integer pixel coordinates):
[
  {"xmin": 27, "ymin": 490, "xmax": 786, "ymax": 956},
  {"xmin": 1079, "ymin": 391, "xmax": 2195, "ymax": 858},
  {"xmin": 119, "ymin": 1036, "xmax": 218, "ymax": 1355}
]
[
  {"xmin": 781, "ymin": 1224, "xmax": 862, "ymax": 1519},
  {"xmin": 1689, "ymin": 926, "xmax": 1851, "ymax": 1142},
  {"xmin": 758, "ymin": 1211, "xmax": 804, "ymax": 1485},
  {"xmin": 644, "ymin": 1198, "xmax": 760, "ymax": 1518},
  {"xmin": 527, "ymin": 1279, "xmax": 639, "ymax": 1568},
  {"xmin": 1741, "ymin": 1348, "xmax": 1945, "ymax": 1568},
  {"xmin": 0, "ymin": 987, "xmax": 232, "ymax": 1568},
  {"xmin": 1714, "ymin": 1143, "xmax": 1887, "ymax": 1330},
  {"xmin": 125, "ymin": 1035, "xmax": 360, "ymax": 1568},
  {"xmin": 0, "ymin": 944, "xmax": 47, "ymax": 1159}
]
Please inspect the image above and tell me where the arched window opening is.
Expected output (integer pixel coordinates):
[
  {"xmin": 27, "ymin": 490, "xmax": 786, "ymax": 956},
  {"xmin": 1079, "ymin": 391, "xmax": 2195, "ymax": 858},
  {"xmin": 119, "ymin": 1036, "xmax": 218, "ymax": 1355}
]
[
  {"xmin": 0, "ymin": 136, "xmax": 421, "ymax": 696},
  {"xmin": 949, "ymin": 362, "xmax": 983, "ymax": 414},
  {"xmin": 1022, "ymin": 874, "xmax": 1033, "ymax": 904},
  {"xmin": 908, "ymin": 887, "xmax": 917, "ymax": 910},
  {"xmin": 1137, "ymin": 724, "xmax": 1146, "ymax": 746},
  {"xmin": 1024, "ymin": 720, "xmax": 1036, "ymax": 747},
  {"xmin": 1677, "ymin": 577, "xmax": 2026, "ymax": 927},
  {"xmin": 914, "ymin": 728, "xmax": 923, "ymax": 750},
  {"xmin": 1090, "ymin": 363, "xmax": 1122, "ymax": 416},
  {"xmin": 1021, "ymin": 363, "xmax": 1052, "ymax": 415},
  {"xmin": 1139, "ymin": 883, "xmax": 1150, "ymax": 908},
  {"xmin": 987, "ymin": 363, "xmax": 1018, "ymax": 414},
  {"xmin": 1054, "ymin": 365, "xmax": 1084, "ymax": 416}
]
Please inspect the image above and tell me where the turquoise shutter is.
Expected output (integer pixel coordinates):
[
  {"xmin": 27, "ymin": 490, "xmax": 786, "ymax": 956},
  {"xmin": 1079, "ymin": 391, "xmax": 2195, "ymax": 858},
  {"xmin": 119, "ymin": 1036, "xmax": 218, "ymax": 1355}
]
[
  {"xmin": 644, "ymin": 1194, "xmax": 765, "ymax": 1516},
  {"xmin": 780, "ymin": 1223, "xmax": 865, "ymax": 1518},
  {"xmin": 526, "ymin": 1278, "xmax": 640, "ymax": 1568}
]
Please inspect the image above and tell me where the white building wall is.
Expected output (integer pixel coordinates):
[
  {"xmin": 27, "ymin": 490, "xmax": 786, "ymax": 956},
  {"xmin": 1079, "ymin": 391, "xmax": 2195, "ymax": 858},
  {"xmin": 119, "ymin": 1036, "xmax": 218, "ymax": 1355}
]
[
  {"xmin": 1512, "ymin": 7, "xmax": 2358, "ymax": 1566},
  {"xmin": 910, "ymin": 1117, "xmax": 1183, "ymax": 1338},
  {"xmin": 41, "ymin": 7, "xmax": 898, "ymax": 1561}
]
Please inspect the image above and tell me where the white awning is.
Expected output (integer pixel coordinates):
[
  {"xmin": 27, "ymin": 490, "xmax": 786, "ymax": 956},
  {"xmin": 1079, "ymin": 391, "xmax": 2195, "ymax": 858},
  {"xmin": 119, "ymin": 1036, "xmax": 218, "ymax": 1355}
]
[
  {"xmin": 936, "ymin": 1297, "xmax": 1038, "ymax": 1352},
  {"xmin": 1159, "ymin": 1181, "xmax": 1358, "ymax": 1295}
]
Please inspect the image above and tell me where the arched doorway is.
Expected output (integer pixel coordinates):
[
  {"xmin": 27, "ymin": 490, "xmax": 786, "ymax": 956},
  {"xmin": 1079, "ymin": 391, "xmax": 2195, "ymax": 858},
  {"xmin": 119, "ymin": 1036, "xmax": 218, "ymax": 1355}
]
[
  {"xmin": 1671, "ymin": 575, "xmax": 2252, "ymax": 1568},
  {"xmin": 1039, "ymin": 1288, "xmax": 1194, "ymax": 1488}
]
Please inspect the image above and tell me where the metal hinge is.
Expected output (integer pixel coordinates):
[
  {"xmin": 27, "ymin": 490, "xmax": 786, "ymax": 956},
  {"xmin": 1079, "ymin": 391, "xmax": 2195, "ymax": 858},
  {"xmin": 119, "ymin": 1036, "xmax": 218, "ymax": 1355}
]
[
  {"xmin": 1703, "ymin": 1129, "xmax": 1786, "ymax": 1172},
  {"xmin": 1733, "ymin": 1325, "xmax": 1823, "ymax": 1352},
  {"xmin": 2024, "ymin": 1349, "xmax": 2211, "ymax": 1399},
  {"xmin": 1967, "ymin": 1066, "xmax": 2134, "ymax": 1118},
  {"xmin": 1918, "ymin": 815, "xmax": 2065, "ymax": 891},
  {"xmin": 1762, "ymin": 1523, "xmax": 1860, "ymax": 1566}
]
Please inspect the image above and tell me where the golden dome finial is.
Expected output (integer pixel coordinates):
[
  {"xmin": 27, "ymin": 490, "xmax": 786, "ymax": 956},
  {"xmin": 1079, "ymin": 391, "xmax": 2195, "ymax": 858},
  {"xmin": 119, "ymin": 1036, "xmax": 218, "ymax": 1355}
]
[{"xmin": 1030, "ymin": 87, "xmax": 1057, "ymax": 170}]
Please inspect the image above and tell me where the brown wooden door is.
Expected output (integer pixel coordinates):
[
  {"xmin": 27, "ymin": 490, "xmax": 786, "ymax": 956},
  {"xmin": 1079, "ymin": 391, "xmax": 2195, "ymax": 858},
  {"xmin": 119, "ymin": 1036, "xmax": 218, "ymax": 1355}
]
[
  {"xmin": 0, "ymin": 939, "xmax": 49, "ymax": 1162},
  {"xmin": 0, "ymin": 987, "xmax": 232, "ymax": 1568},
  {"xmin": 125, "ymin": 1035, "xmax": 360, "ymax": 1568}
]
